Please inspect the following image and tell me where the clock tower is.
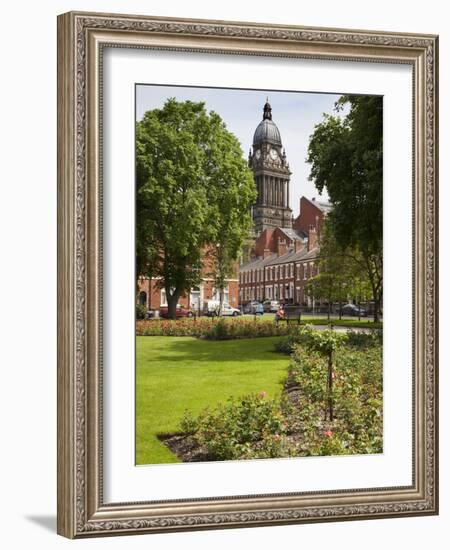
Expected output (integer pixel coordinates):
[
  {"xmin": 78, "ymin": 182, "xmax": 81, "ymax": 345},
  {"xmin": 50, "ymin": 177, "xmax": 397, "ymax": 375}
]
[{"xmin": 249, "ymin": 99, "xmax": 293, "ymax": 235}]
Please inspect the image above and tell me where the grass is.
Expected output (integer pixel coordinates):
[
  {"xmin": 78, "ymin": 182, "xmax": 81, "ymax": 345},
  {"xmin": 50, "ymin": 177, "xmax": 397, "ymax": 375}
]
[{"xmin": 136, "ymin": 336, "xmax": 289, "ymax": 465}]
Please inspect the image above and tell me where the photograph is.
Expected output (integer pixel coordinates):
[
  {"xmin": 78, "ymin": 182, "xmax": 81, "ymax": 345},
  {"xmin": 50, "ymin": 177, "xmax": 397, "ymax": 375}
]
[{"xmin": 135, "ymin": 84, "xmax": 383, "ymax": 466}]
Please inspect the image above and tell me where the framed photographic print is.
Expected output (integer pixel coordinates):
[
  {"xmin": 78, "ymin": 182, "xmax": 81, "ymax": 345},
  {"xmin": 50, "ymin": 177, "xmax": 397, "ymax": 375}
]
[{"xmin": 57, "ymin": 11, "xmax": 439, "ymax": 538}]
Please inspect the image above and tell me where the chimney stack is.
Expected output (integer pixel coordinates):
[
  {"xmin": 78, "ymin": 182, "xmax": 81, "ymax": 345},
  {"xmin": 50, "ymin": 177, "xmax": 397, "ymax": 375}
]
[
  {"xmin": 294, "ymin": 240, "xmax": 304, "ymax": 253},
  {"xmin": 277, "ymin": 239, "xmax": 287, "ymax": 257},
  {"xmin": 308, "ymin": 225, "xmax": 318, "ymax": 251}
]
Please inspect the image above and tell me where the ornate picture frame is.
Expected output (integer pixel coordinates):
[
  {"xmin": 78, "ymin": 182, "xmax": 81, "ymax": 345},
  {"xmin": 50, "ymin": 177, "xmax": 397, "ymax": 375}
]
[{"xmin": 57, "ymin": 11, "xmax": 438, "ymax": 538}]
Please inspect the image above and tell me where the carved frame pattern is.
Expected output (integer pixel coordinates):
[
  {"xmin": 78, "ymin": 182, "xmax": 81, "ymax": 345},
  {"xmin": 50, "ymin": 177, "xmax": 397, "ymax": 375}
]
[{"xmin": 57, "ymin": 11, "xmax": 438, "ymax": 538}]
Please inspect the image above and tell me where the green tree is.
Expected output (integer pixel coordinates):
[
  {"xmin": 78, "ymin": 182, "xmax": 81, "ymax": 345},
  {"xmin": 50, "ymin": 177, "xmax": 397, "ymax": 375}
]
[
  {"xmin": 136, "ymin": 99, "xmax": 255, "ymax": 319},
  {"xmin": 307, "ymin": 222, "xmax": 373, "ymax": 320},
  {"xmin": 307, "ymin": 95, "xmax": 383, "ymax": 321}
]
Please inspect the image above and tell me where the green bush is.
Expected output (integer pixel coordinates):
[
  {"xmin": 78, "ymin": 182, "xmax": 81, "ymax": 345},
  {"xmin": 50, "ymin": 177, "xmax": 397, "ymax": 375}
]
[
  {"xmin": 136, "ymin": 304, "xmax": 147, "ymax": 320},
  {"xmin": 289, "ymin": 339, "xmax": 383, "ymax": 455},
  {"xmin": 180, "ymin": 393, "xmax": 291, "ymax": 461},
  {"xmin": 136, "ymin": 318, "xmax": 294, "ymax": 339},
  {"xmin": 346, "ymin": 328, "xmax": 383, "ymax": 348}
]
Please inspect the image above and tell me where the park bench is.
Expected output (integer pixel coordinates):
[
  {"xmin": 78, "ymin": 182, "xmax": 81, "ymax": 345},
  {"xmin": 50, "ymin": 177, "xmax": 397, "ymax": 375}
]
[{"xmin": 278, "ymin": 305, "xmax": 302, "ymax": 325}]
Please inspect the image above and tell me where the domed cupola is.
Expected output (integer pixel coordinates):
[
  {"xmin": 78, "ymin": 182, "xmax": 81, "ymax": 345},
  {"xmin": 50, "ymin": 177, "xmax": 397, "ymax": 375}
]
[{"xmin": 252, "ymin": 99, "xmax": 282, "ymax": 147}]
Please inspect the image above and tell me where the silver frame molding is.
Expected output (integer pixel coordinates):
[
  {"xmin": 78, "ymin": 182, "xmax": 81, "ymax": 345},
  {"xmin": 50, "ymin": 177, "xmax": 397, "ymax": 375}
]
[{"xmin": 57, "ymin": 11, "xmax": 439, "ymax": 538}]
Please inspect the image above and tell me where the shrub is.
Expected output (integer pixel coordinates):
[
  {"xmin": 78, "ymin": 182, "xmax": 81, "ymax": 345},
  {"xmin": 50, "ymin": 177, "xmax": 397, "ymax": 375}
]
[
  {"xmin": 180, "ymin": 392, "xmax": 291, "ymax": 461},
  {"xmin": 289, "ymin": 338, "xmax": 383, "ymax": 455},
  {"xmin": 136, "ymin": 304, "xmax": 147, "ymax": 320},
  {"xmin": 136, "ymin": 318, "xmax": 294, "ymax": 339},
  {"xmin": 346, "ymin": 328, "xmax": 383, "ymax": 348}
]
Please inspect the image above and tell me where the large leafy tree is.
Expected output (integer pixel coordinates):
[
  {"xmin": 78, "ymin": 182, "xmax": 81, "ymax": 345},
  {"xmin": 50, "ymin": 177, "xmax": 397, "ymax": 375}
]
[
  {"xmin": 136, "ymin": 99, "xmax": 255, "ymax": 319},
  {"xmin": 307, "ymin": 95, "xmax": 383, "ymax": 320}
]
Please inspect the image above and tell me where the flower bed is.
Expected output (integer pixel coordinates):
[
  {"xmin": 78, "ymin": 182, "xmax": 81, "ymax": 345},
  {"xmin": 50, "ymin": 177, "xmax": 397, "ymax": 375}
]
[
  {"xmin": 136, "ymin": 318, "xmax": 293, "ymax": 339},
  {"xmin": 162, "ymin": 328, "xmax": 382, "ymax": 461}
]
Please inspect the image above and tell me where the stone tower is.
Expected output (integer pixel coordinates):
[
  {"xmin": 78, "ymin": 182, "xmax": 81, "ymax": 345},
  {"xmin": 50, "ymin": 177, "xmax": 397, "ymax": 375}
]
[{"xmin": 248, "ymin": 99, "xmax": 293, "ymax": 236}]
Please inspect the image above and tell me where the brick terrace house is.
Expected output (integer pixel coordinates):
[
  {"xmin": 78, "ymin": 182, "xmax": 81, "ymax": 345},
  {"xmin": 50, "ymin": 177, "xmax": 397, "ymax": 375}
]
[
  {"xmin": 239, "ymin": 197, "xmax": 330, "ymax": 307},
  {"xmin": 137, "ymin": 249, "xmax": 239, "ymax": 314}
]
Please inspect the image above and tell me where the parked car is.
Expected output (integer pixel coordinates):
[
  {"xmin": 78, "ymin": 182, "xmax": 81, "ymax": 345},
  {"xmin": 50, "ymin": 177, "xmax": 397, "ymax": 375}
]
[
  {"xmin": 263, "ymin": 299, "xmax": 280, "ymax": 313},
  {"xmin": 341, "ymin": 303, "xmax": 367, "ymax": 317},
  {"xmin": 159, "ymin": 305, "xmax": 193, "ymax": 319},
  {"xmin": 204, "ymin": 300, "xmax": 242, "ymax": 317},
  {"xmin": 243, "ymin": 300, "xmax": 261, "ymax": 314}
]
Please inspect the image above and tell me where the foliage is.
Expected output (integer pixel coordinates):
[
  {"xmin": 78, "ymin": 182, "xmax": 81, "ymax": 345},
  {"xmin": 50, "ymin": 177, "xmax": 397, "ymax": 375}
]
[
  {"xmin": 345, "ymin": 328, "xmax": 383, "ymax": 348},
  {"xmin": 136, "ymin": 318, "xmax": 294, "ymax": 339},
  {"xmin": 306, "ymin": 223, "xmax": 373, "ymax": 319},
  {"xmin": 136, "ymin": 303, "xmax": 147, "ymax": 320},
  {"xmin": 288, "ymin": 340, "xmax": 383, "ymax": 455},
  {"xmin": 136, "ymin": 99, "xmax": 255, "ymax": 319},
  {"xmin": 307, "ymin": 95, "xmax": 383, "ymax": 320},
  {"xmin": 180, "ymin": 393, "xmax": 291, "ymax": 461}
]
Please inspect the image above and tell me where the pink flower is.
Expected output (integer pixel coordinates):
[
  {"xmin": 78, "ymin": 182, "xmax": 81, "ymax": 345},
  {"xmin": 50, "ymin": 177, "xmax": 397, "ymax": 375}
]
[
  {"xmin": 331, "ymin": 372, "xmax": 336, "ymax": 380},
  {"xmin": 259, "ymin": 391, "xmax": 267, "ymax": 398},
  {"xmin": 273, "ymin": 434, "xmax": 281, "ymax": 441},
  {"xmin": 323, "ymin": 430, "xmax": 333, "ymax": 438}
]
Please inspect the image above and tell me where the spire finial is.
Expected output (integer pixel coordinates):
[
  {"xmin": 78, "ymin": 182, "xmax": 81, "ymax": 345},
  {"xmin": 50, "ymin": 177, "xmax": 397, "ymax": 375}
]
[{"xmin": 263, "ymin": 98, "xmax": 272, "ymax": 120}]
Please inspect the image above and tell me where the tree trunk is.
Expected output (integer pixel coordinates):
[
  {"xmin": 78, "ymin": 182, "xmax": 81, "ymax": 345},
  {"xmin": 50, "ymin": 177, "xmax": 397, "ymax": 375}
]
[
  {"xmin": 218, "ymin": 286, "xmax": 224, "ymax": 317},
  {"xmin": 373, "ymin": 295, "xmax": 380, "ymax": 323},
  {"xmin": 167, "ymin": 291, "xmax": 180, "ymax": 320}
]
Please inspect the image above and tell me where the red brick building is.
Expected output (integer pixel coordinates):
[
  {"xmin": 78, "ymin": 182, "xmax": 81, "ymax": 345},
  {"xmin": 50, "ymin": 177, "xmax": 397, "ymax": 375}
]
[
  {"xmin": 239, "ymin": 196, "xmax": 329, "ymax": 307},
  {"xmin": 137, "ymin": 253, "xmax": 239, "ymax": 314}
]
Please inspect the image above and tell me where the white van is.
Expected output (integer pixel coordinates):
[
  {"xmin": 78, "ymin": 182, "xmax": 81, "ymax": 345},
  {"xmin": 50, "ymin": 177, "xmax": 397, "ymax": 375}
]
[{"xmin": 204, "ymin": 300, "xmax": 242, "ymax": 317}]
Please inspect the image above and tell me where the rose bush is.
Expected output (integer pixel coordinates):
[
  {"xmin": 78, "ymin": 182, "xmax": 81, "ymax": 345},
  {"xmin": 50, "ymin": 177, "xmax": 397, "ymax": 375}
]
[{"xmin": 180, "ymin": 392, "xmax": 292, "ymax": 460}]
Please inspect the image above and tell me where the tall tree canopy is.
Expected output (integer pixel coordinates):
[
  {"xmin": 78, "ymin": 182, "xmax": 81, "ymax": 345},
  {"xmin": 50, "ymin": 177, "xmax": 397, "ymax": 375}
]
[
  {"xmin": 307, "ymin": 95, "xmax": 383, "ymax": 320},
  {"xmin": 136, "ymin": 99, "xmax": 256, "ymax": 319}
]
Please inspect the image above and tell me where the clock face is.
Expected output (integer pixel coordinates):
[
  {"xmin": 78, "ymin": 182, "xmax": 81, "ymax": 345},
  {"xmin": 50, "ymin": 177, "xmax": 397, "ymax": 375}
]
[
  {"xmin": 270, "ymin": 148, "xmax": 278, "ymax": 160},
  {"xmin": 255, "ymin": 149, "xmax": 261, "ymax": 159}
]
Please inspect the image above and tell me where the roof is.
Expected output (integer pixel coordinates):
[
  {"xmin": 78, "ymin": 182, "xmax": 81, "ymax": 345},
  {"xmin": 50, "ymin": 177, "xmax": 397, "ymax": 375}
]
[
  {"xmin": 278, "ymin": 227, "xmax": 305, "ymax": 241},
  {"xmin": 304, "ymin": 196, "xmax": 332, "ymax": 214},
  {"xmin": 253, "ymin": 118, "xmax": 282, "ymax": 147},
  {"xmin": 239, "ymin": 246, "xmax": 320, "ymax": 271}
]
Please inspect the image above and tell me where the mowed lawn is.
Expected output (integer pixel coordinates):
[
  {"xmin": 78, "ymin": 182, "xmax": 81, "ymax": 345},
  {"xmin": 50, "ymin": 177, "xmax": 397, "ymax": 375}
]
[{"xmin": 136, "ymin": 336, "xmax": 288, "ymax": 465}]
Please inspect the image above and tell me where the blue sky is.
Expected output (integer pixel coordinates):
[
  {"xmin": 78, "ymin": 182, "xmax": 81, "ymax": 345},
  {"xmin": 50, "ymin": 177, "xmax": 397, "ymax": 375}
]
[{"xmin": 136, "ymin": 85, "xmax": 345, "ymax": 216}]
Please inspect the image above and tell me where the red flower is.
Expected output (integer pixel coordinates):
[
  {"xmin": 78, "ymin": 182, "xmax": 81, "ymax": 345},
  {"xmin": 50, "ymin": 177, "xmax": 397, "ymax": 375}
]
[{"xmin": 323, "ymin": 430, "xmax": 333, "ymax": 438}]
